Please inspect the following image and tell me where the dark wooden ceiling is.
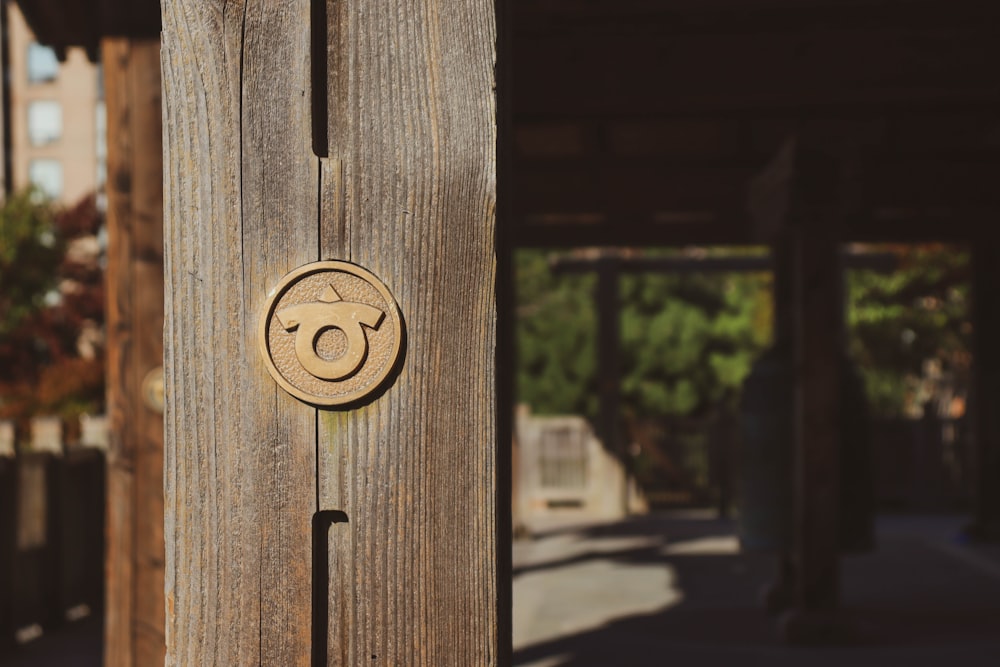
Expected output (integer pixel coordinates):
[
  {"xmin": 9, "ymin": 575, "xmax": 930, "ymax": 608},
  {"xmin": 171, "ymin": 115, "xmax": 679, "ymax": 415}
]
[
  {"xmin": 511, "ymin": 0, "xmax": 1000, "ymax": 246},
  {"xmin": 14, "ymin": 0, "xmax": 159, "ymax": 60},
  {"xmin": 14, "ymin": 0, "xmax": 999, "ymax": 246}
]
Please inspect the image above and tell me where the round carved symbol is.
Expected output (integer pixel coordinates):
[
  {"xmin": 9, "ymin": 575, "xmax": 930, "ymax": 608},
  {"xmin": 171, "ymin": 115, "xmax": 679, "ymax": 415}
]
[
  {"xmin": 142, "ymin": 366, "xmax": 165, "ymax": 414},
  {"xmin": 259, "ymin": 261, "xmax": 404, "ymax": 407}
]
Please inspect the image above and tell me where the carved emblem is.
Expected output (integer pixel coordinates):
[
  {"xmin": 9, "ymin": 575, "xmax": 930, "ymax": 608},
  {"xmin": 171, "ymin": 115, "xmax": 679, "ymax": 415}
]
[
  {"xmin": 142, "ymin": 366, "xmax": 165, "ymax": 414},
  {"xmin": 259, "ymin": 261, "xmax": 404, "ymax": 407}
]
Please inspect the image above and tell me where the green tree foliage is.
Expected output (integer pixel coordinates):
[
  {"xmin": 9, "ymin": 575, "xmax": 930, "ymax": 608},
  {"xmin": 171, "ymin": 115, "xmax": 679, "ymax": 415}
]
[
  {"xmin": 619, "ymin": 265, "xmax": 771, "ymax": 420},
  {"xmin": 0, "ymin": 191, "xmax": 63, "ymax": 338},
  {"xmin": 516, "ymin": 250, "xmax": 599, "ymax": 418},
  {"xmin": 516, "ymin": 249, "xmax": 772, "ymax": 422},
  {"xmin": 517, "ymin": 244, "xmax": 971, "ymax": 426},
  {"xmin": 847, "ymin": 244, "xmax": 970, "ymax": 418},
  {"xmin": 0, "ymin": 192, "xmax": 105, "ymax": 430}
]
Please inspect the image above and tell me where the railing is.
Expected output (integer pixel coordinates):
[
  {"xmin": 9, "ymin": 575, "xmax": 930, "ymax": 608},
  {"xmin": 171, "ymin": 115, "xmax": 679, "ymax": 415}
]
[{"xmin": 0, "ymin": 416, "xmax": 107, "ymax": 651}]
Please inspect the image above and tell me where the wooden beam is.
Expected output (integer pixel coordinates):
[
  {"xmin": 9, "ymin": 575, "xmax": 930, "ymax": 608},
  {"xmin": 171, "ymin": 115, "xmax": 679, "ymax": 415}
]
[
  {"xmin": 514, "ymin": 0, "xmax": 999, "ymax": 34},
  {"xmin": 101, "ymin": 36, "xmax": 164, "ymax": 667},
  {"xmin": 512, "ymin": 162, "xmax": 754, "ymax": 220},
  {"xmin": 551, "ymin": 252, "xmax": 896, "ymax": 274},
  {"xmin": 511, "ymin": 157, "xmax": 1000, "ymax": 224},
  {"xmin": 161, "ymin": 0, "xmax": 500, "ymax": 663},
  {"xmin": 509, "ymin": 217, "xmax": 748, "ymax": 249},
  {"xmin": 508, "ymin": 205, "xmax": 997, "ymax": 248}
]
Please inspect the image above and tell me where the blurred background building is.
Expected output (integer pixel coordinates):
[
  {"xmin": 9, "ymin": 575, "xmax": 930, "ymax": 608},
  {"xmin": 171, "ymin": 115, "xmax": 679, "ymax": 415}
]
[{"xmin": 1, "ymin": 1, "xmax": 104, "ymax": 206}]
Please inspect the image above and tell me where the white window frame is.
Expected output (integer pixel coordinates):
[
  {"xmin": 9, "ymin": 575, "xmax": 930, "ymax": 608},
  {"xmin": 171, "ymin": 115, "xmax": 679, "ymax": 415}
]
[
  {"xmin": 28, "ymin": 159, "xmax": 63, "ymax": 200},
  {"xmin": 26, "ymin": 42, "xmax": 59, "ymax": 84},
  {"xmin": 27, "ymin": 100, "xmax": 62, "ymax": 146}
]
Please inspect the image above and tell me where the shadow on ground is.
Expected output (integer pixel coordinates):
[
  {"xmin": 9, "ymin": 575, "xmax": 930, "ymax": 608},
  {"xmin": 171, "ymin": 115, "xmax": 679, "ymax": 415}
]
[{"xmin": 513, "ymin": 513, "xmax": 1000, "ymax": 667}]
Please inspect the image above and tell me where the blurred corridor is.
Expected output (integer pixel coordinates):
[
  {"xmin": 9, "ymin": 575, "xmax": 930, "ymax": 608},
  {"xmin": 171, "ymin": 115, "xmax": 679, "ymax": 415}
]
[{"xmin": 514, "ymin": 512, "xmax": 1000, "ymax": 667}]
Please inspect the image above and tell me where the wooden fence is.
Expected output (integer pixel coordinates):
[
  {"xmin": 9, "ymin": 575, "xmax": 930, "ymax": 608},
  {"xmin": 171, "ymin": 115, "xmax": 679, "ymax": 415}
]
[{"xmin": 0, "ymin": 416, "xmax": 107, "ymax": 651}]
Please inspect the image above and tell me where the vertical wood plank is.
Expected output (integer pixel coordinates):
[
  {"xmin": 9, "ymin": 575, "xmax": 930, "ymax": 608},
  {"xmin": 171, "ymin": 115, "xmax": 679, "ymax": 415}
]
[
  {"xmin": 316, "ymin": 0, "xmax": 499, "ymax": 664},
  {"xmin": 162, "ymin": 1, "xmax": 318, "ymax": 664},
  {"xmin": 164, "ymin": 0, "xmax": 498, "ymax": 662},
  {"xmin": 102, "ymin": 37, "xmax": 135, "ymax": 666},
  {"xmin": 102, "ymin": 36, "xmax": 165, "ymax": 667}
]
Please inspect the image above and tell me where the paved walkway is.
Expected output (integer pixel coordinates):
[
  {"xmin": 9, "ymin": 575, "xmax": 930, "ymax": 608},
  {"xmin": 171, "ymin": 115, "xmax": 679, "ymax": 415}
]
[
  {"xmin": 514, "ymin": 512, "xmax": 1000, "ymax": 667},
  {"xmin": 0, "ymin": 614, "xmax": 101, "ymax": 667},
  {"xmin": 5, "ymin": 513, "xmax": 999, "ymax": 665}
]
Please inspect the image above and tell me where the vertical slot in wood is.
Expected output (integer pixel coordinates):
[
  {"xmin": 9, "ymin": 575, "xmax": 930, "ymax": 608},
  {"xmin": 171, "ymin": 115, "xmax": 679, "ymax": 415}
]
[
  {"xmin": 312, "ymin": 509, "xmax": 348, "ymax": 666},
  {"xmin": 311, "ymin": 0, "xmax": 329, "ymax": 157}
]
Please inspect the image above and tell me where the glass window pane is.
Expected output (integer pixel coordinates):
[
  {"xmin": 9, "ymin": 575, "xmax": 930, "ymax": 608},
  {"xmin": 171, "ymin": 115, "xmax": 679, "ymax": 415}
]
[
  {"xmin": 29, "ymin": 159, "xmax": 63, "ymax": 200},
  {"xmin": 27, "ymin": 42, "xmax": 59, "ymax": 83},
  {"xmin": 27, "ymin": 101, "xmax": 62, "ymax": 145}
]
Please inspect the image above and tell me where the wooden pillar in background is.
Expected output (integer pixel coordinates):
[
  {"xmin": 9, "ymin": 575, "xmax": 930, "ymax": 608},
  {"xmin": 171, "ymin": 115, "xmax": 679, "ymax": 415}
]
[
  {"xmin": 790, "ymin": 231, "xmax": 842, "ymax": 613},
  {"xmin": 971, "ymin": 242, "xmax": 1000, "ymax": 540},
  {"xmin": 102, "ymin": 37, "xmax": 165, "ymax": 667},
  {"xmin": 750, "ymin": 136, "xmax": 847, "ymax": 639},
  {"xmin": 780, "ymin": 142, "xmax": 850, "ymax": 642},
  {"xmin": 551, "ymin": 253, "xmax": 628, "ymax": 516},
  {"xmin": 161, "ymin": 1, "xmax": 501, "ymax": 664},
  {"xmin": 596, "ymin": 256, "xmax": 627, "ymax": 514}
]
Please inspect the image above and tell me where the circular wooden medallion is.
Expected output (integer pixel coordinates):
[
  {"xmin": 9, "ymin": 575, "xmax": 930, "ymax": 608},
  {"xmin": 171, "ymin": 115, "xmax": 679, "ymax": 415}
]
[
  {"xmin": 141, "ymin": 366, "xmax": 165, "ymax": 414},
  {"xmin": 259, "ymin": 261, "xmax": 404, "ymax": 407}
]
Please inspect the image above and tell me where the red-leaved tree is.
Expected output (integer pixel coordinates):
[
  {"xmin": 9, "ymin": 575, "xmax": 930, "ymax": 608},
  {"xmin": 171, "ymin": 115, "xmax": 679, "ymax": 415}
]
[{"xmin": 0, "ymin": 192, "xmax": 105, "ymax": 438}]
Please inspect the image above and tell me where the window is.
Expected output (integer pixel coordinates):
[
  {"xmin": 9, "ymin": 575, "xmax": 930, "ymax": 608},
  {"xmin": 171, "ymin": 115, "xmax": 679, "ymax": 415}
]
[
  {"xmin": 26, "ymin": 42, "xmax": 59, "ymax": 83},
  {"xmin": 29, "ymin": 159, "xmax": 63, "ymax": 200},
  {"xmin": 27, "ymin": 101, "xmax": 62, "ymax": 145}
]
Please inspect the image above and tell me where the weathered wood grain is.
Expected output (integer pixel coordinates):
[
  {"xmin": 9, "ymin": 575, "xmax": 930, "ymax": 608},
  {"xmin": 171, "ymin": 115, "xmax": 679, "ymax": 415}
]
[
  {"xmin": 163, "ymin": 0, "xmax": 497, "ymax": 664},
  {"xmin": 315, "ymin": 0, "xmax": 499, "ymax": 663},
  {"xmin": 162, "ymin": 1, "xmax": 318, "ymax": 664},
  {"xmin": 101, "ymin": 36, "xmax": 165, "ymax": 667}
]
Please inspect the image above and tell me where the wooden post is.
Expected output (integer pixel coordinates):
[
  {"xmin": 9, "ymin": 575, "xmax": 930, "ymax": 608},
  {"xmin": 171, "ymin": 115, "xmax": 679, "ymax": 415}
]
[
  {"xmin": 790, "ymin": 231, "xmax": 842, "ymax": 611},
  {"xmin": 596, "ymin": 256, "xmax": 627, "ymax": 514},
  {"xmin": 102, "ymin": 36, "xmax": 165, "ymax": 666},
  {"xmin": 970, "ymin": 242, "xmax": 1000, "ymax": 540},
  {"xmin": 548, "ymin": 254, "xmax": 631, "ymax": 517},
  {"xmin": 161, "ymin": 1, "xmax": 501, "ymax": 664},
  {"xmin": 749, "ymin": 136, "xmax": 848, "ymax": 638},
  {"xmin": 782, "ymin": 144, "xmax": 848, "ymax": 641}
]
